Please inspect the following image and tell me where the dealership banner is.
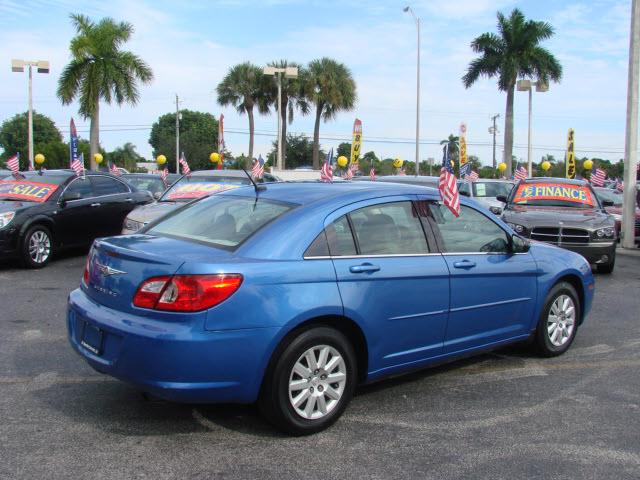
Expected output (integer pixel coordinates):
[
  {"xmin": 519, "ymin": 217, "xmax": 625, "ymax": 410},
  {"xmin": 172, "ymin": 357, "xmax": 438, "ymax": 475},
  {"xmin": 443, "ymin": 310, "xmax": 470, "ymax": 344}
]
[
  {"xmin": 218, "ymin": 114, "xmax": 225, "ymax": 170},
  {"xmin": 459, "ymin": 122, "xmax": 470, "ymax": 177},
  {"xmin": 566, "ymin": 128, "xmax": 576, "ymax": 179},
  {"xmin": 350, "ymin": 119, "xmax": 362, "ymax": 167}
]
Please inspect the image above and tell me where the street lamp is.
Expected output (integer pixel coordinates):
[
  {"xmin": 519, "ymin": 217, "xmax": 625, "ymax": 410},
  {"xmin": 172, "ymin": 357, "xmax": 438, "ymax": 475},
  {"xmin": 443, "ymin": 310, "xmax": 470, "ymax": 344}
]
[
  {"xmin": 517, "ymin": 79, "xmax": 548, "ymax": 177},
  {"xmin": 404, "ymin": 6, "xmax": 421, "ymax": 177},
  {"xmin": 263, "ymin": 66, "xmax": 298, "ymax": 171},
  {"xmin": 11, "ymin": 59, "xmax": 50, "ymax": 169}
]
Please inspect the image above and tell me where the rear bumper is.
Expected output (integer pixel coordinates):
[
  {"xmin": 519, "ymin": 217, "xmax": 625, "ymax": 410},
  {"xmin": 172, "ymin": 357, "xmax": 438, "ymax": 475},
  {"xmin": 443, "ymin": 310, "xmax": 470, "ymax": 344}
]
[{"xmin": 67, "ymin": 288, "xmax": 279, "ymax": 403}]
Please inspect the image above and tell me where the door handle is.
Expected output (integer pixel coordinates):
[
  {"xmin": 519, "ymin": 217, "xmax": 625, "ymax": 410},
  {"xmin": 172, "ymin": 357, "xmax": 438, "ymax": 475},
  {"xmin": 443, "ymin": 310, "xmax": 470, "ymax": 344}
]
[
  {"xmin": 453, "ymin": 260, "xmax": 476, "ymax": 269},
  {"xmin": 349, "ymin": 264, "xmax": 381, "ymax": 274},
  {"xmin": 90, "ymin": 203, "xmax": 101, "ymax": 207},
  {"xmin": 125, "ymin": 198, "xmax": 134, "ymax": 203}
]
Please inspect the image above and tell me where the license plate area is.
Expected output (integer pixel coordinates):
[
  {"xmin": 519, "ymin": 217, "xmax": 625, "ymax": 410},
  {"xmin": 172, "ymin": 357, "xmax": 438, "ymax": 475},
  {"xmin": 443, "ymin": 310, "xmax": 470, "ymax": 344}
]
[{"xmin": 80, "ymin": 322, "xmax": 103, "ymax": 356}]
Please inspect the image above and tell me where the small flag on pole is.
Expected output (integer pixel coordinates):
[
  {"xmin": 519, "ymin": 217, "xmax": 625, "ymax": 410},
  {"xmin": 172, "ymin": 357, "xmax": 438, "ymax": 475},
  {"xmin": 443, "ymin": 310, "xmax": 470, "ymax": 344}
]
[
  {"xmin": 590, "ymin": 168, "xmax": 606, "ymax": 187},
  {"xmin": 616, "ymin": 179, "xmax": 624, "ymax": 191},
  {"xmin": 369, "ymin": 167, "xmax": 376, "ymax": 181},
  {"xmin": 179, "ymin": 152, "xmax": 191, "ymax": 176},
  {"xmin": 71, "ymin": 153, "xmax": 84, "ymax": 177},
  {"xmin": 320, "ymin": 149, "xmax": 334, "ymax": 182},
  {"xmin": 467, "ymin": 170, "xmax": 479, "ymax": 182},
  {"xmin": 514, "ymin": 165, "xmax": 528, "ymax": 182},
  {"xmin": 110, "ymin": 162, "xmax": 121, "ymax": 176},
  {"xmin": 252, "ymin": 155, "xmax": 265, "ymax": 179},
  {"xmin": 160, "ymin": 167, "xmax": 169, "ymax": 186},
  {"xmin": 439, "ymin": 145, "xmax": 460, "ymax": 217},
  {"xmin": 7, "ymin": 154, "xmax": 20, "ymax": 175}
]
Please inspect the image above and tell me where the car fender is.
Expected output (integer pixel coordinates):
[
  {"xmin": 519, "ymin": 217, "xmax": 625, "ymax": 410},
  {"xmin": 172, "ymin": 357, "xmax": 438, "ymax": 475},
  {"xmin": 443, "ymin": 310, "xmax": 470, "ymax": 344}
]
[{"xmin": 18, "ymin": 214, "xmax": 57, "ymax": 243}]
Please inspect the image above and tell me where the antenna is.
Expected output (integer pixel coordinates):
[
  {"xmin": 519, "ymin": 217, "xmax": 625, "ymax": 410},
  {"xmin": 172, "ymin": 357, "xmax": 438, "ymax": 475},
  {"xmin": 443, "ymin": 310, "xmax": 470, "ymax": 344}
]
[{"xmin": 240, "ymin": 165, "xmax": 266, "ymax": 194}]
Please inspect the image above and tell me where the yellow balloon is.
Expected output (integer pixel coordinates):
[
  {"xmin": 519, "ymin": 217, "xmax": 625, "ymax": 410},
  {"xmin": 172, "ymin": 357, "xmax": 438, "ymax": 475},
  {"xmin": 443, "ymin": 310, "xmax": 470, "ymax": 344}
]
[
  {"xmin": 541, "ymin": 160, "xmax": 551, "ymax": 171},
  {"xmin": 94, "ymin": 153, "xmax": 103, "ymax": 164},
  {"xmin": 210, "ymin": 152, "xmax": 220, "ymax": 163},
  {"xmin": 337, "ymin": 155, "xmax": 348, "ymax": 168},
  {"xmin": 498, "ymin": 162, "xmax": 507, "ymax": 172},
  {"xmin": 156, "ymin": 154, "xmax": 167, "ymax": 165},
  {"xmin": 393, "ymin": 158, "xmax": 403, "ymax": 169},
  {"xmin": 583, "ymin": 159, "xmax": 593, "ymax": 170},
  {"xmin": 34, "ymin": 153, "xmax": 45, "ymax": 165}
]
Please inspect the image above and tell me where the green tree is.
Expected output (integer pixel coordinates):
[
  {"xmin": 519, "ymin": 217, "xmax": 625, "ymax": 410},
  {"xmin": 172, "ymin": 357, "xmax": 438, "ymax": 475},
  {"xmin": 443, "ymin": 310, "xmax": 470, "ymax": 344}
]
[
  {"xmin": 463, "ymin": 8, "xmax": 562, "ymax": 178},
  {"xmin": 216, "ymin": 62, "xmax": 270, "ymax": 164},
  {"xmin": 57, "ymin": 14, "xmax": 153, "ymax": 170},
  {"xmin": 336, "ymin": 142, "xmax": 351, "ymax": 158},
  {"xmin": 0, "ymin": 112, "xmax": 64, "ymax": 168},
  {"xmin": 107, "ymin": 142, "xmax": 143, "ymax": 172},
  {"xmin": 440, "ymin": 134, "xmax": 460, "ymax": 162},
  {"xmin": 267, "ymin": 133, "xmax": 323, "ymax": 169},
  {"xmin": 149, "ymin": 110, "xmax": 219, "ymax": 172},
  {"xmin": 303, "ymin": 58, "xmax": 357, "ymax": 169}
]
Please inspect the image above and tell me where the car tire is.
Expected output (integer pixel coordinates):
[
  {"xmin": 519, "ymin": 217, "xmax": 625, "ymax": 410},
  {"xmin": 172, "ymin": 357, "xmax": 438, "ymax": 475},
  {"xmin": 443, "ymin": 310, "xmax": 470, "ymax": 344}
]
[
  {"xmin": 598, "ymin": 251, "xmax": 615, "ymax": 274},
  {"xmin": 259, "ymin": 326, "xmax": 357, "ymax": 435},
  {"xmin": 534, "ymin": 282, "xmax": 581, "ymax": 357},
  {"xmin": 21, "ymin": 224, "xmax": 53, "ymax": 269}
]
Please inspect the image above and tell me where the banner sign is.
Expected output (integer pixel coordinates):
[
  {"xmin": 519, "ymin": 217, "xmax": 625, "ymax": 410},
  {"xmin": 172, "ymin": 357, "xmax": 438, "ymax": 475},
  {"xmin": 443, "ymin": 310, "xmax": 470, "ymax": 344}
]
[
  {"xmin": 69, "ymin": 118, "xmax": 79, "ymax": 165},
  {"xmin": 349, "ymin": 119, "xmax": 362, "ymax": 166},
  {"xmin": 459, "ymin": 123, "xmax": 470, "ymax": 177},
  {"xmin": 218, "ymin": 114, "xmax": 225, "ymax": 170},
  {"xmin": 513, "ymin": 182, "xmax": 594, "ymax": 206},
  {"xmin": 566, "ymin": 128, "xmax": 576, "ymax": 179},
  {"xmin": 166, "ymin": 182, "xmax": 239, "ymax": 200},
  {"xmin": 0, "ymin": 180, "xmax": 59, "ymax": 203}
]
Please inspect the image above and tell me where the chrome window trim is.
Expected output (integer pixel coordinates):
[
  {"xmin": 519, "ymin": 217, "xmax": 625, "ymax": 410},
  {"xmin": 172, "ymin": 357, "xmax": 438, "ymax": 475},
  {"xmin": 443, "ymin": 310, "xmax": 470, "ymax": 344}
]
[
  {"xmin": 59, "ymin": 174, "xmax": 132, "ymax": 202},
  {"xmin": 304, "ymin": 253, "xmax": 442, "ymax": 260}
]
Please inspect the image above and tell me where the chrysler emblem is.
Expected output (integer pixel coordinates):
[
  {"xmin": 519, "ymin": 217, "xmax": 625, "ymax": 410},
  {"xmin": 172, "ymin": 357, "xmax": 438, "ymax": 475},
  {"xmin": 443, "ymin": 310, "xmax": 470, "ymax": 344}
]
[{"xmin": 96, "ymin": 262, "xmax": 126, "ymax": 276}]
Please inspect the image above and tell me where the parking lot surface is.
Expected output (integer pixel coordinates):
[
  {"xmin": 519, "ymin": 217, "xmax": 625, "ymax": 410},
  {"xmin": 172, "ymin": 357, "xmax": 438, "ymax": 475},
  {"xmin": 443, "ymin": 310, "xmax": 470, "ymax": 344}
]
[{"xmin": 1, "ymin": 250, "xmax": 639, "ymax": 479}]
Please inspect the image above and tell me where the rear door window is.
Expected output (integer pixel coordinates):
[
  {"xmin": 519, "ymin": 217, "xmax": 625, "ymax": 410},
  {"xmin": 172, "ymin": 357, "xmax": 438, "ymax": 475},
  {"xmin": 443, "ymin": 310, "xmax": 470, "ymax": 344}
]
[
  {"xmin": 90, "ymin": 176, "xmax": 129, "ymax": 196},
  {"xmin": 65, "ymin": 177, "xmax": 94, "ymax": 199}
]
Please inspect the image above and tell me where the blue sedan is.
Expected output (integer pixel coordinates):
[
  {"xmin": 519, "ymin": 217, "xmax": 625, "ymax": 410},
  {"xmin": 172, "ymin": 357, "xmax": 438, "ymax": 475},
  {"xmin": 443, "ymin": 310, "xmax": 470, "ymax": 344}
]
[{"xmin": 67, "ymin": 182, "xmax": 594, "ymax": 434}]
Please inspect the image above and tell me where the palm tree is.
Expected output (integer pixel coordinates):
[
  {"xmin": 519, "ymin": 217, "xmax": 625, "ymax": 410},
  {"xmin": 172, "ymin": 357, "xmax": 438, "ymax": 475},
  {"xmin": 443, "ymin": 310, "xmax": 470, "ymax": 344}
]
[
  {"xmin": 303, "ymin": 58, "xmax": 357, "ymax": 169},
  {"xmin": 462, "ymin": 8, "xmax": 562, "ymax": 178},
  {"xmin": 266, "ymin": 60, "xmax": 309, "ymax": 169},
  {"xmin": 216, "ymin": 62, "xmax": 270, "ymax": 163},
  {"xmin": 440, "ymin": 134, "xmax": 460, "ymax": 162},
  {"xmin": 57, "ymin": 14, "xmax": 153, "ymax": 170}
]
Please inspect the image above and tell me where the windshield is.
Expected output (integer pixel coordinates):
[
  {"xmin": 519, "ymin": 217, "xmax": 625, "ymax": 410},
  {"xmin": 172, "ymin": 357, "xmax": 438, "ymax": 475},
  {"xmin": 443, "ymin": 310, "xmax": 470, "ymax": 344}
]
[
  {"xmin": 511, "ymin": 182, "xmax": 596, "ymax": 208},
  {"xmin": 125, "ymin": 176, "xmax": 165, "ymax": 195},
  {"xmin": 160, "ymin": 175, "xmax": 251, "ymax": 202},
  {"xmin": 0, "ymin": 179, "xmax": 61, "ymax": 202},
  {"xmin": 594, "ymin": 188, "xmax": 623, "ymax": 206},
  {"xmin": 473, "ymin": 182, "xmax": 514, "ymax": 198},
  {"xmin": 147, "ymin": 195, "xmax": 294, "ymax": 250}
]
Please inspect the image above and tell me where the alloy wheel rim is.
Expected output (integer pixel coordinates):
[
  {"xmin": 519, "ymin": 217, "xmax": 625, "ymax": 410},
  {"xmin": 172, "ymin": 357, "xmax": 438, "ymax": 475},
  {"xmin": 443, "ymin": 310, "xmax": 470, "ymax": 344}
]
[
  {"xmin": 547, "ymin": 294, "xmax": 575, "ymax": 347},
  {"xmin": 28, "ymin": 230, "xmax": 51, "ymax": 264},
  {"xmin": 288, "ymin": 345, "xmax": 347, "ymax": 420}
]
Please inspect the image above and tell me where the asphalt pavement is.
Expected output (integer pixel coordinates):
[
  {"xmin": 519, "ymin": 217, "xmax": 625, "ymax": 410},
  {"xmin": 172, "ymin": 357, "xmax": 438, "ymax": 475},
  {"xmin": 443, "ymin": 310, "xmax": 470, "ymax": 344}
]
[{"xmin": 0, "ymin": 249, "xmax": 639, "ymax": 479}]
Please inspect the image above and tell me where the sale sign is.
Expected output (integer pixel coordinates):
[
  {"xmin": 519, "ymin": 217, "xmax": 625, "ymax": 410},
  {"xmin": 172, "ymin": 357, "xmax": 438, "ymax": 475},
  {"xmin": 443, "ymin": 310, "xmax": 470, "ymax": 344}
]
[
  {"xmin": 513, "ymin": 182, "xmax": 594, "ymax": 206},
  {"xmin": 0, "ymin": 180, "xmax": 59, "ymax": 202}
]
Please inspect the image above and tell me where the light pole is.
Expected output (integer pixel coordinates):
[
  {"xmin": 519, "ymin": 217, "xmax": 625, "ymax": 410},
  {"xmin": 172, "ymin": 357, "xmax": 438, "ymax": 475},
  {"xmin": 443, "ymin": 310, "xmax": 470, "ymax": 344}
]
[
  {"xmin": 517, "ymin": 79, "xmax": 548, "ymax": 177},
  {"xmin": 11, "ymin": 59, "xmax": 50, "ymax": 169},
  {"xmin": 263, "ymin": 66, "xmax": 298, "ymax": 171},
  {"xmin": 489, "ymin": 114, "xmax": 500, "ymax": 170},
  {"xmin": 404, "ymin": 6, "xmax": 421, "ymax": 177}
]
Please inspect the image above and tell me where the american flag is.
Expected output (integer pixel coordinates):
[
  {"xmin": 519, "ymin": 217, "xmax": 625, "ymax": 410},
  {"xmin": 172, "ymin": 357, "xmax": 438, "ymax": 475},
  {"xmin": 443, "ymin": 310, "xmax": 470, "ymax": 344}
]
[
  {"xmin": 398, "ymin": 165, "xmax": 407, "ymax": 176},
  {"xmin": 160, "ymin": 167, "xmax": 169, "ymax": 185},
  {"xmin": 514, "ymin": 165, "xmax": 528, "ymax": 182},
  {"xmin": 7, "ymin": 154, "xmax": 20, "ymax": 175},
  {"xmin": 616, "ymin": 179, "xmax": 624, "ymax": 191},
  {"xmin": 467, "ymin": 170, "xmax": 479, "ymax": 182},
  {"xmin": 320, "ymin": 149, "xmax": 334, "ymax": 182},
  {"xmin": 179, "ymin": 152, "xmax": 191, "ymax": 176},
  {"xmin": 343, "ymin": 163, "xmax": 357, "ymax": 180},
  {"xmin": 109, "ymin": 162, "xmax": 121, "ymax": 176},
  {"xmin": 369, "ymin": 167, "xmax": 376, "ymax": 181},
  {"xmin": 71, "ymin": 153, "xmax": 84, "ymax": 177},
  {"xmin": 439, "ymin": 145, "xmax": 460, "ymax": 217},
  {"xmin": 252, "ymin": 155, "xmax": 265, "ymax": 179},
  {"xmin": 590, "ymin": 168, "xmax": 606, "ymax": 187}
]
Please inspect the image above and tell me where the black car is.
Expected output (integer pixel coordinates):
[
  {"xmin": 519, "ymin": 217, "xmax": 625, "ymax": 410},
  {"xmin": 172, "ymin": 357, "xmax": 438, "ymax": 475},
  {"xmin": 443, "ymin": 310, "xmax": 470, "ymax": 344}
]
[
  {"xmin": 0, "ymin": 170, "xmax": 153, "ymax": 268},
  {"xmin": 122, "ymin": 173, "xmax": 181, "ymax": 199},
  {"xmin": 500, "ymin": 177, "xmax": 617, "ymax": 273}
]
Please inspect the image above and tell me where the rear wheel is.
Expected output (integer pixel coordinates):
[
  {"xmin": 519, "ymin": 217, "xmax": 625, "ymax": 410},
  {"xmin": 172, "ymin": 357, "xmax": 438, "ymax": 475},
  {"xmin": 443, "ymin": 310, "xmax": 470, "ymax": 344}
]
[
  {"xmin": 21, "ymin": 225, "xmax": 53, "ymax": 268},
  {"xmin": 259, "ymin": 327, "xmax": 357, "ymax": 435},
  {"xmin": 534, "ymin": 282, "xmax": 580, "ymax": 357}
]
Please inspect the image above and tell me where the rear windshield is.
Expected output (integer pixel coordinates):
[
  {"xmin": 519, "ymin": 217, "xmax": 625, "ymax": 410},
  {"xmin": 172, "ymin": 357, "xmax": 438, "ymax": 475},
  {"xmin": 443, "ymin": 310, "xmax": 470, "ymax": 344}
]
[
  {"xmin": 473, "ymin": 181, "xmax": 514, "ymax": 198},
  {"xmin": 0, "ymin": 179, "xmax": 61, "ymax": 202},
  {"xmin": 511, "ymin": 182, "xmax": 595, "ymax": 208},
  {"xmin": 160, "ymin": 175, "xmax": 251, "ymax": 202},
  {"xmin": 594, "ymin": 188, "xmax": 623, "ymax": 206},
  {"xmin": 146, "ymin": 195, "xmax": 294, "ymax": 250}
]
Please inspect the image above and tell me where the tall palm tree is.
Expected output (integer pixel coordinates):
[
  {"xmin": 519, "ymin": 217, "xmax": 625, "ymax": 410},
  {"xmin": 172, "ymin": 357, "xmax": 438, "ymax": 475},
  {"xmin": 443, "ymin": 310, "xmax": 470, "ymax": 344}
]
[
  {"xmin": 57, "ymin": 14, "xmax": 153, "ymax": 170},
  {"xmin": 216, "ymin": 62, "xmax": 270, "ymax": 163},
  {"xmin": 440, "ymin": 134, "xmax": 460, "ymax": 162},
  {"xmin": 266, "ymin": 60, "xmax": 309, "ymax": 169},
  {"xmin": 462, "ymin": 8, "xmax": 562, "ymax": 178},
  {"xmin": 303, "ymin": 58, "xmax": 357, "ymax": 169}
]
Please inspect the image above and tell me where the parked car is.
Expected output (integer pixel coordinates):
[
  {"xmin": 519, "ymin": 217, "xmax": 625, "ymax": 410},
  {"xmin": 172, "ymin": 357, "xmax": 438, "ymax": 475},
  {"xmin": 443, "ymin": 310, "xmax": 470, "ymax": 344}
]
[
  {"xmin": 121, "ymin": 169, "xmax": 279, "ymax": 234},
  {"xmin": 593, "ymin": 186, "xmax": 640, "ymax": 243},
  {"xmin": 361, "ymin": 175, "xmax": 440, "ymax": 188},
  {"xmin": 500, "ymin": 178, "xmax": 617, "ymax": 273},
  {"xmin": 0, "ymin": 170, "xmax": 153, "ymax": 268},
  {"xmin": 69, "ymin": 181, "xmax": 594, "ymax": 434},
  {"xmin": 122, "ymin": 173, "xmax": 181, "ymax": 199},
  {"xmin": 457, "ymin": 179, "xmax": 515, "ymax": 215}
]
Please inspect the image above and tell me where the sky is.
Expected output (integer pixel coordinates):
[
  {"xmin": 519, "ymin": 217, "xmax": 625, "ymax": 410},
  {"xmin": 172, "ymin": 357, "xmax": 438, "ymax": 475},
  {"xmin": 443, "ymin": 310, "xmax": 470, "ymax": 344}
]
[{"xmin": 0, "ymin": 0, "xmax": 634, "ymax": 168}]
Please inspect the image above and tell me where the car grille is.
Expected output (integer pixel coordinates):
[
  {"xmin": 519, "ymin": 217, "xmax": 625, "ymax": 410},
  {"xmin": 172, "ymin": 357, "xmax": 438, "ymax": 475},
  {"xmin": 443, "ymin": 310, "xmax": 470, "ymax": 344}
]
[{"xmin": 530, "ymin": 227, "xmax": 590, "ymax": 244}]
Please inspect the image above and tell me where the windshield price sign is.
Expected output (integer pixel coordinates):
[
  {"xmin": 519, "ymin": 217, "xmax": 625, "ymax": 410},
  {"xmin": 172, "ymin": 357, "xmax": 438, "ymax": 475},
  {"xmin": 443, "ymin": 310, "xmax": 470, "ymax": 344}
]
[
  {"xmin": 0, "ymin": 180, "xmax": 59, "ymax": 202},
  {"xmin": 166, "ymin": 182, "xmax": 240, "ymax": 200},
  {"xmin": 514, "ymin": 183, "xmax": 594, "ymax": 206}
]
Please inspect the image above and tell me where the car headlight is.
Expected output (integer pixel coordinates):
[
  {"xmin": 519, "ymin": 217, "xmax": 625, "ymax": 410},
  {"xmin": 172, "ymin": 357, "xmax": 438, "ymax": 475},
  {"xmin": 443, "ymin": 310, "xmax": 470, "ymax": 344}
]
[
  {"xmin": 507, "ymin": 222, "xmax": 525, "ymax": 233},
  {"xmin": 123, "ymin": 217, "xmax": 144, "ymax": 233},
  {"xmin": 489, "ymin": 206, "xmax": 502, "ymax": 215},
  {"xmin": 0, "ymin": 211, "xmax": 15, "ymax": 229},
  {"xmin": 595, "ymin": 227, "xmax": 615, "ymax": 238}
]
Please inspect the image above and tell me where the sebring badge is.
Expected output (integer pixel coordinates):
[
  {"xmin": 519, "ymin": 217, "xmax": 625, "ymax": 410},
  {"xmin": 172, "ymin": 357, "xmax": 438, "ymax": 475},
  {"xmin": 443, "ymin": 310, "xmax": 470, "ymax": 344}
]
[{"xmin": 96, "ymin": 262, "xmax": 126, "ymax": 276}]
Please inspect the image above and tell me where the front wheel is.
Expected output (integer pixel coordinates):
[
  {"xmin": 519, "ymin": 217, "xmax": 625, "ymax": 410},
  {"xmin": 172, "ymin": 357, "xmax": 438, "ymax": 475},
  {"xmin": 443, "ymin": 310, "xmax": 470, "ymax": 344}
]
[
  {"xmin": 534, "ymin": 282, "xmax": 581, "ymax": 357},
  {"xmin": 259, "ymin": 327, "xmax": 357, "ymax": 435},
  {"xmin": 21, "ymin": 225, "xmax": 53, "ymax": 268}
]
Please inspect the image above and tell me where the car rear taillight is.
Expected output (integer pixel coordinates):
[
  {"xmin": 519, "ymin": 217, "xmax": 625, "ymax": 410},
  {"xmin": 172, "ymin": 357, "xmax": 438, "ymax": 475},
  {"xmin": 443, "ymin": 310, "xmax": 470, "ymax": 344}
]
[
  {"xmin": 132, "ymin": 274, "xmax": 243, "ymax": 312},
  {"xmin": 82, "ymin": 256, "xmax": 90, "ymax": 285}
]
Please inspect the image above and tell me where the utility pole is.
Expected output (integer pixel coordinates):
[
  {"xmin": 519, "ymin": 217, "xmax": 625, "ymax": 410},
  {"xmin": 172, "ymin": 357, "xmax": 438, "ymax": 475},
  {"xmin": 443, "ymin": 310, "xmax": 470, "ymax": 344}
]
[
  {"xmin": 622, "ymin": 0, "xmax": 639, "ymax": 249},
  {"xmin": 175, "ymin": 94, "xmax": 180, "ymax": 174},
  {"xmin": 489, "ymin": 114, "xmax": 500, "ymax": 170}
]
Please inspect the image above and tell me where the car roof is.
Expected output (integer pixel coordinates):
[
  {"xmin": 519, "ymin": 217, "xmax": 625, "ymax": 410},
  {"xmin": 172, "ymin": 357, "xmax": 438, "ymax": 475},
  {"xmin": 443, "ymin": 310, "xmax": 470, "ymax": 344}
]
[
  {"xmin": 375, "ymin": 175, "xmax": 440, "ymax": 183},
  {"xmin": 123, "ymin": 173, "xmax": 164, "ymax": 178},
  {"xmin": 190, "ymin": 169, "xmax": 250, "ymax": 178},
  {"xmin": 465, "ymin": 178, "xmax": 514, "ymax": 183}
]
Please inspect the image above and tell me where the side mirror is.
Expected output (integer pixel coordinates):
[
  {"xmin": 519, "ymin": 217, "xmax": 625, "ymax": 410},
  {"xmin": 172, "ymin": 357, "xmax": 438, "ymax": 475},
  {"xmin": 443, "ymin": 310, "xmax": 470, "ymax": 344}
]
[
  {"xmin": 602, "ymin": 199, "xmax": 614, "ymax": 207},
  {"xmin": 153, "ymin": 191, "xmax": 162, "ymax": 200},
  {"xmin": 59, "ymin": 191, "xmax": 81, "ymax": 205},
  {"xmin": 496, "ymin": 195, "xmax": 508, "ymax": 204},
  {"xmin": 459, "ymin": 190, "xmax": 470, "ymax": 197},
  {"xmin": 511, "ymin": 234, "xmax": 530, "ymax": 253}
]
